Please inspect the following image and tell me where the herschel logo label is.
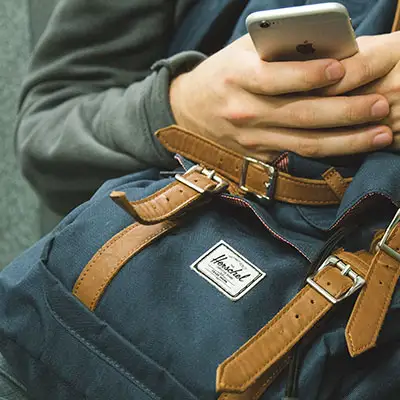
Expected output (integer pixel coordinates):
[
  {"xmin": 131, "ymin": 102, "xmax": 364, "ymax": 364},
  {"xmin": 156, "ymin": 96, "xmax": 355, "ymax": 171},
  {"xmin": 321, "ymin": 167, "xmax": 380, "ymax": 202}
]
[{"xmin": 190, "ymin": 240, "xmax": 266, "ymax": 301}]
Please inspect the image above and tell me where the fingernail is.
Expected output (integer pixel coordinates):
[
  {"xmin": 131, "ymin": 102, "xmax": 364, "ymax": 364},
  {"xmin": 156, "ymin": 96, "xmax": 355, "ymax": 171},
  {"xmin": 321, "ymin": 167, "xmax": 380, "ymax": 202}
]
[
  {"xmin": 371, "ymin": 100, "xmax": 389, "ymax": 118},
  {"xmin": 373, "ymin": 132, "xmax": 392, "ymax": 148},
  {"xmin": 325, "ymin": 62, "xmax": 344, "ymax": 81}
]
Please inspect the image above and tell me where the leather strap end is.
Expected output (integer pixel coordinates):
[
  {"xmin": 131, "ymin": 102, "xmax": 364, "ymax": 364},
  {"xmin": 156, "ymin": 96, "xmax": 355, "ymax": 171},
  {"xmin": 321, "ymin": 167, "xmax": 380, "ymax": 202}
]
[
  {"xmin": 345, "ymin": 224, "xmax": 400, "ymax": 357},
  {"xmin": 110, "ymin": 191, "xmax": 142, "ymax": 221},
  {"xmin": 322, "ymin": 167, "xmax": 349, "ymax": 200}
]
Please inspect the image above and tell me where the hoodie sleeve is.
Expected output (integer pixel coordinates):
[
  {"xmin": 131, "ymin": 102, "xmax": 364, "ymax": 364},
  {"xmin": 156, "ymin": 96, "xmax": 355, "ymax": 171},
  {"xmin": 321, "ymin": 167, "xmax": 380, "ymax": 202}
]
[{"xmin": 16, "ymin": 0, "xmax": 205, "ymax": 214}]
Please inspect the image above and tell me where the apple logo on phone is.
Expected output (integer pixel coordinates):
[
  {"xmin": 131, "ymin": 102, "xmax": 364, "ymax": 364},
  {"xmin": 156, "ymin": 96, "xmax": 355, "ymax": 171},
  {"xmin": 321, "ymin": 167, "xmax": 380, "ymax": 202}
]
[{"xmin": 296, "ymin": 41, "xmax": 316, "ymax": 55}]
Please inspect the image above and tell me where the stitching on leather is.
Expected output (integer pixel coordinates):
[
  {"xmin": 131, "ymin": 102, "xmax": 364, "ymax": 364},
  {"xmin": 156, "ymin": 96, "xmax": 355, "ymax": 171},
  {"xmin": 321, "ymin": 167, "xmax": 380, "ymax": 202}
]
[
  {"xmin": 131, "ymin": 171, "xmax": 199, "ymax": 205},
  {"xmin": 323, "ymin": 169, "xmax": 346, "ymax": 199},
  {"xmin": 158, "ymin": 128, "xmax": 352, "ymax": 203},
  {"xmin": 136, "ymin": 196, "xmax": 200, "ymax": 223},
  {"xmin": 347, "ymin": 263, "xmax": 398, "ymax": 353},
  {"xmin": 219, "ymin": 268, "xmax": 351, "ymax": 390},
  {"xmin": 347, "ymin": 225, "xmax": 400, "ymax": 354},
  {"xmin": 275, "ymin": 195, "xmax": 338, "ymax": 205},
  {"xmin": 159, "ymin": 130, "xmax": 341, "ymax": 204},
  {"xmin": 279, "ymin": 174, "xmax": 339, "ymax": 188},
  {"xmin": 159, "ymin": 144, "xmax": 240, "ymax": 184},
  {"xmin": 252, "ymin": 357, "xmax": 290, "ymax": 400},
  {"xmin": 133, "ymin": 179, "xmax": 216, "ymax": 223},
  {"xmin": 73, "ymin": 223, "xmax": 138, "ymax": 294},
  {"xmin": 88, "ymin": 223, "xmax": 174, "ymax": 310},
  {"xmin": 158, "ymin": 128, "xmax": 243, "ymax": 160},
  {"xmin": 337, "ymin": 252, "xmax": 369, "ymax": 275}
]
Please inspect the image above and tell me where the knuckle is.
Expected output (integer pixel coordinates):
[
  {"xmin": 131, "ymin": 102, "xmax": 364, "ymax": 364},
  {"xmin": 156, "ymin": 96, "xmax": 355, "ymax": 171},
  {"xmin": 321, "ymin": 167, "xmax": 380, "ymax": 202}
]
[
  {"xmin": 224, "ymin": 102, "xmax": 257, "ymax": 125},
  {"xmin": 296, "ymin": 136, "xmax": 322, "ymax": 158},
  {"xmin": 236, "ymin": 132, "xmax": 259, "ymax": 150},
  {"xmin": 288, "ymin": 107, "xmax": 317, "ymax": 127},
  {"xmin": 343, "ymin": 99, "xmax": 362, "ymax": 123},
  {"xmin": 300, "ymin": 68, "xmax": 319, "ymax": 90},
  {"xmin": 358, "ymin": 60, "xmax": 374, "ymax": 84}
]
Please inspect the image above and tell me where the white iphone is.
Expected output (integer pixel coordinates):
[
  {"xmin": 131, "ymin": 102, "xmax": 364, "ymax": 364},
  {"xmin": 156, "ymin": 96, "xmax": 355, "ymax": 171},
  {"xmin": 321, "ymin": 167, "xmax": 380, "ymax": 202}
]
[{"xmin": 246, "ymin": 3, "xmax": 358, "ymax": 61}]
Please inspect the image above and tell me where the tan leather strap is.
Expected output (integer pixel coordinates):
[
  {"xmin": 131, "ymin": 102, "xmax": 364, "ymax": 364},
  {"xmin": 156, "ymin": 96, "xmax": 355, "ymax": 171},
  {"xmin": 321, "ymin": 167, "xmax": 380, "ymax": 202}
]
[
  {"xmin": 392, "ymin": 0, "xmax": 400, "ymax": 32},
  {"xmin": 216, "ymin": 251, "xmax": 367, "ymax": 393},
  {"xmin": 110, "ymin": 167, "xmax": 225, "ymax": 224},
  {"xmin": 218, "ymin": 357, "xmax": 291, "ymax": 400},
  {"xmin": 322, "ymin": 167, "xmax": 349, "ymax": 200},
  {"xmin": 73, "ymin": 220, "xmax": 176, "ymax": 310},
  {"xmin": 155, "ymin": 126, "xmax": 352, "ymax": 206},
  {"xmin": 345, "ymin": 223, "xmax": 400, "ymax": 356}
]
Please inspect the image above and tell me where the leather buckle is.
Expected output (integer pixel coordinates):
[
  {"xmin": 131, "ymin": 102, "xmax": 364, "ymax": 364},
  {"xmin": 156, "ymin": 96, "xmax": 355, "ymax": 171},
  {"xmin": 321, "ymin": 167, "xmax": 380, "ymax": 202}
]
[
  {"xmin": 239, "ymin": 157, "xmax": 276, "ymax": 201},
  {"xmin": 377, "ymin": 209, "xmax": 400, "ymax": 262},
  {"xmin": 175, "ymin": 165, "xmax": 228, "ymax": 194},
  {"xmin": 306, "ymin": 256, "xmax": 365, "ymax": 304}
]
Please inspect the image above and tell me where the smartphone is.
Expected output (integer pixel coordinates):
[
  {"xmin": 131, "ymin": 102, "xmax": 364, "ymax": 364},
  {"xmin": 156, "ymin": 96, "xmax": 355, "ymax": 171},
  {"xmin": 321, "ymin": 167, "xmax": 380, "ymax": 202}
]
[{"xmin": 246, "ymin": 3, "xmax": 358, "ymax": 62}]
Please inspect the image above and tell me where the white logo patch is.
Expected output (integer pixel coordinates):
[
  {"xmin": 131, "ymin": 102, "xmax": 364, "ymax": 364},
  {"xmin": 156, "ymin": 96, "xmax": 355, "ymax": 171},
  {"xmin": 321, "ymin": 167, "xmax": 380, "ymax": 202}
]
[{"xmin": 190, "ymin": 240, "xmax": 266, "ymax": 301}]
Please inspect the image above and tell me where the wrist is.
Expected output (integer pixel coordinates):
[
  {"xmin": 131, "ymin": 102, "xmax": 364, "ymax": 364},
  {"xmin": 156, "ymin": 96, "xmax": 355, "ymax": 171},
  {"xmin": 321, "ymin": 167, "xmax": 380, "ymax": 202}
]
[{"xmin": 169, "ymin": 72, "xmax": 191, "ymax": 129}]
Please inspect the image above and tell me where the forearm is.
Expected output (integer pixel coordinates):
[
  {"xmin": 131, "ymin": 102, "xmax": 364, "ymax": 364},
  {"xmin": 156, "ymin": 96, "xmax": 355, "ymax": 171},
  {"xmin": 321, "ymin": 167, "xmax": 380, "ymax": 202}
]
[{"xmin": 15, "ymin": 0, "xmax": 205, "ymax": 214}]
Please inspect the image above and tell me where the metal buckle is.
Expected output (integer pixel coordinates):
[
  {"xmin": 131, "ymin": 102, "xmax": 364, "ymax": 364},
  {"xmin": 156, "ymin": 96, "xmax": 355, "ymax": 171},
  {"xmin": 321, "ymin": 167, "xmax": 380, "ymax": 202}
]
[
  {"xmin": 175, "ymin": 165, "xmax": 228, "ymax": 194},
  {"xmin": 306, "ymin": 256, "xmax": 365, "ymax": 304},
  {"xmin": 377, "ymin": 208, "xmax": 400, "ymax": 262},
  {"xmin": 239, "ymin": 157, "xmax": 276, "ymax": 201}
]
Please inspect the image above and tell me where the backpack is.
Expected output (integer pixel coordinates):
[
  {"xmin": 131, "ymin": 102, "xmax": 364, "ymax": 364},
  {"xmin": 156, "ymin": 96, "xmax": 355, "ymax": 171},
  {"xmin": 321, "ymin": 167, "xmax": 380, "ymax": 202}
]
[{"xmin": 1, "ymin": 125, "xmax": 399, "ymax": 399}]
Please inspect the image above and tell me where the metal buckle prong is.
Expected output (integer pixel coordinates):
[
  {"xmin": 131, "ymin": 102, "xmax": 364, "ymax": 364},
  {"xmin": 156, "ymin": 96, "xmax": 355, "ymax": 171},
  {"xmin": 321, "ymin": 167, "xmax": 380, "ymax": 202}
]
[
  {"xmin": 239, "ymin": 157, "xmax": 275, "ymax": 201},
  {"xmin": 175, "ymin": 165, "xmax": 228, "ymax": 194},
  {"xmin": 377, "ymin": 209, "xmax": 400, "ymax": 262},
  {"xmin": 306, "ymin": 256, "xmax": 365, "ymax": 304}
]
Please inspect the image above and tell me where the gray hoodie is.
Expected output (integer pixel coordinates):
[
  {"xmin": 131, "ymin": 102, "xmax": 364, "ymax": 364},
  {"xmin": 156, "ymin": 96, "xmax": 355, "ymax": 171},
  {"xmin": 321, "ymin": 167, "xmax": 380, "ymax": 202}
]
[{"xmin": 16, "ymin": 0, "xmax": 206, "ymax": 214}]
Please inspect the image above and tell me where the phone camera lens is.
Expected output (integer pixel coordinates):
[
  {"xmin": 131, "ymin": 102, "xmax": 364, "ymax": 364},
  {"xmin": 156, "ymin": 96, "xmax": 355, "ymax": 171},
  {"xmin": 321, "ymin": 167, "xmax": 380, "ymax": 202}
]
[{"xmin": 259, "ymin": 21, "xmax": 271, "ymax": 28}]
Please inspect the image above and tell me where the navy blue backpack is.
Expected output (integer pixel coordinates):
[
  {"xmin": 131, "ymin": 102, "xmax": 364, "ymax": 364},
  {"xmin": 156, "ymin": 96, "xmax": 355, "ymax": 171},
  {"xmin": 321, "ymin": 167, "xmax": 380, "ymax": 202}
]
[
  {"xmin": 1, "ymin": 125, "xmax": 400, "ymax": 399},
  {"xmin": 2, "ymin": 1, "xmax": 400, "ymax": 398}
]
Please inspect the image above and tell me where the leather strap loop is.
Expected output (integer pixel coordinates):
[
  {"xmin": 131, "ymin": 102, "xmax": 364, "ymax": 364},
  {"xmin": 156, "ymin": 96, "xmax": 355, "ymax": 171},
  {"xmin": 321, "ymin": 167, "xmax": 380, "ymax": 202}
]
[
  {"xmin": 155, "ymin": 125, "xmax": 352, "ymax": 206},
  {"xmin": 322, "ymin": 167, "xmax": 349, "ymax": 200}
]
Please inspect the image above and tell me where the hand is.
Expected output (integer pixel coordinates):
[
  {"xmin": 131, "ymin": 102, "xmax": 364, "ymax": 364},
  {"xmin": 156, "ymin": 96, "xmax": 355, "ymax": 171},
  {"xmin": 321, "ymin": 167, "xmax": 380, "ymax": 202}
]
[{"xmin": 169, "ymin": 34, "xmax": 392, "ymax": 161}]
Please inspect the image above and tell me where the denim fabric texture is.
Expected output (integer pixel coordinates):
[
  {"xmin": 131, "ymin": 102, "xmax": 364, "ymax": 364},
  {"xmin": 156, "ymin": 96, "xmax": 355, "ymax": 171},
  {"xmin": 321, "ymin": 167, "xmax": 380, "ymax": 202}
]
[{"xmin": 1, "ymin": 0, "xmax": 400, "ymax": 399}]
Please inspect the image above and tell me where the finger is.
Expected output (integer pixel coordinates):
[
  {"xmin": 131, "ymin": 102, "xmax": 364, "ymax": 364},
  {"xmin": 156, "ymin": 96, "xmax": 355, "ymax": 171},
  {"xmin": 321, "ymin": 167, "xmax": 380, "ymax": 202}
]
[
  {"xmin": 320, "ymin": 34, "xmax": 398, "ymax": 96},
  {"xmin": 236, "ymin": 125, "xmax": 393, "ymax": 158},
  {"xmin": 236, "ymin": 55, "xmax": 345, "ymax": 95},
  {"xmin": 381, "ymin": 91, "xmax": 400, "ymax": 133},
  {"xmin": 240, "ymin": 93, "xmax": 390, "ymax": 129}
]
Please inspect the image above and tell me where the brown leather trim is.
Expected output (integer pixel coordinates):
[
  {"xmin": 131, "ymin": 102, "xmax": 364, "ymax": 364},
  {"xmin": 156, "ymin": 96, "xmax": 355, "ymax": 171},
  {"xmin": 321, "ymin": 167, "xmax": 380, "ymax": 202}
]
[
  {"xmin": 155, "ymin": 126, "xmax": 352, "ymax": 206},
  {"xmin": 216, "ymin": 260, "xmax": 358, "ymax": 393},
  {"xmin": 73, "ymin": 220, "xmax": 176, "ymax": 310},
  {"xmin": 322, "ymin": 167, "xmax": 349, "ymax": 200},
  {"xmin": 345, "ymin": 224, "xmax": 400, "ymax": 357},
  {"xmin": 392, "ymin": 0, "xmax": 400, "ymax": 32},
  {"xmin": 110, "ymin": 168, "xmax": 219, "ymax": 224}
]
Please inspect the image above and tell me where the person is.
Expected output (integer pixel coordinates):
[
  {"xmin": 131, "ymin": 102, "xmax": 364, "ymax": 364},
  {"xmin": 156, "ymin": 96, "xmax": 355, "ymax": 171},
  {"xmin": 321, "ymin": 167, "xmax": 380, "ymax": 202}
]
[
  {"xmin": 2, "ymin": 0, "xmax": 400, "ymax": 398},
  {"xmin": 15, "ymin": 0, "xmax": 399, "ymax": 217}
]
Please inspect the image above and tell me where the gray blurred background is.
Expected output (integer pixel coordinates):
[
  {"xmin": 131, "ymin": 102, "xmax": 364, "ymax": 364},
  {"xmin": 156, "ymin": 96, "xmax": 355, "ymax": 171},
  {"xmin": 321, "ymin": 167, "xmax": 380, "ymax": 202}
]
[{"xmin": 0, "ymin": 0, "xmax": 57, "ymax": 269}]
